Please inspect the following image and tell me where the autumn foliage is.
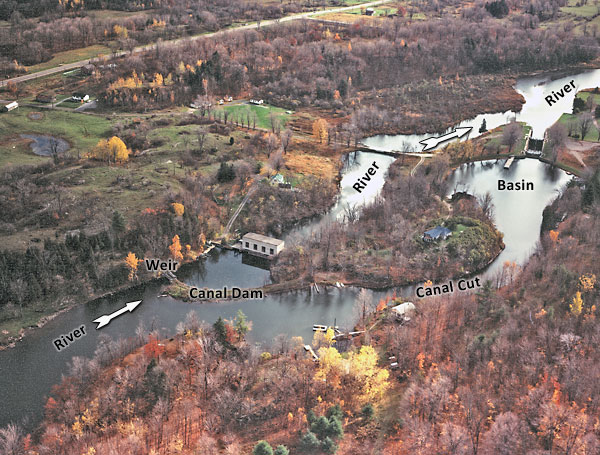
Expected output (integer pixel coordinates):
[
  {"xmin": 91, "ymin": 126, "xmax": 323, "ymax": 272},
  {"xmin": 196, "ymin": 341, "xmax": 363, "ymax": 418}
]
[{"xmin": 90, "ymin": 136, "xmax": 130, "ymax": 164}]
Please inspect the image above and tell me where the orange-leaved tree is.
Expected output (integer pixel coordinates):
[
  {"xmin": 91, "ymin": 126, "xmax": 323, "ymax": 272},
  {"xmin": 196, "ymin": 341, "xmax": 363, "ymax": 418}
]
[
  {"xmin": 124, "ymin": 252, "xmax": 139, "ymax": 281},
  {"xmin": 144, "ymin": 335, "xmax": 165, "ymax": 359},
  {"xmin": 169, "ymin": 235, "xmax": 184, "ymax": 261}
]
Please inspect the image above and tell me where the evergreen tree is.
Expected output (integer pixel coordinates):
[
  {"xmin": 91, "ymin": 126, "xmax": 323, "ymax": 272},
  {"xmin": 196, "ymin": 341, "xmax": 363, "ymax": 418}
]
[
  {"xmin": 573, "ymin": 97, "xmax": 585, "ymax": 114},
  {"xmin": 326, "ymin": 404, "xmax": 343, "ymax": 420},
  {"xmin": 112, "ymin": 210, "xmax": 126, "ymax": 234},
  {"xmin": 299, "ymin": 432, "xmax": 320, "ymax": 453},
  {"xmin": 327, "ymin": 416, "xmax": 344, "ymax": 439},
  {"xmin": 310, "ymin": 416, "xmax": 330, "ymax": 440},
  {"xmin": 234, "ymin": 309, "xmax": 249, "ymax": 339},
  {"xmin": 274, "ymin": 445, "xmax": 289, "ymax": 455},
  {"xmin": 479, "ymin": 118, "xmax": 487, "ymax": 133},
  {"xmin": 213, "ymin": 317, "xmax": 228, "ymax": 346},
  {"xmin": 321, "ymin": 436, "xmax": 338, "ymax": 454},
  {"xmin": 361, "ymin": 403, "xmax": 375, "ymax": 421},
  {"xmin": 217, "ymin": 162, "xmax": 236, "ymax": 182},
  {"xmin": 253, "ymin": 441, "xmax": 273, "ymax": 455}
]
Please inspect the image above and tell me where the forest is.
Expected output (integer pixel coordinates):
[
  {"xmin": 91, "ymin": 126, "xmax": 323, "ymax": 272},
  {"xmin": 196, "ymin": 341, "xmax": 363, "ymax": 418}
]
[
  {"xmin": 1, "ymin": 170, "xmax": 598, "ymax": 454},
  {"xmin": 0, "ymin": 0, "xmax": 344, "ymax": 71},
  {"xmin": 272, "ymin": 154, "xmax": 505, "ymax": 287},
  {"xmin": 88, "ymin": 15, "xmax": 597, "ymax": 135}
]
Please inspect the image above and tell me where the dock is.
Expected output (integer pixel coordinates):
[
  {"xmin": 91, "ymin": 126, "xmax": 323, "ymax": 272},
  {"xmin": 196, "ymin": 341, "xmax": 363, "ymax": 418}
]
[
  {"xmin": 504, "ymin": 156, "xmax": 515, "ymax": 169},
  {"xmin": 303, "ymin": 345, "xmax": 319, "ymax": 362},
  {"xmin": 332, "ymin": 330, "xmax": 365, "ymax": 341}
]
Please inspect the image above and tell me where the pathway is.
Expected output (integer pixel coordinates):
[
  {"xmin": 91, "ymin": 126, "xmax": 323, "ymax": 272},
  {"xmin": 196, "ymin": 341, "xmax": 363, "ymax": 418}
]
[
  {"xmin": 410, "ymin": 155, "xmax": 425, "ymax": 176},
  {"xmin": 224, "ymin": 184, "xmax": 258, "ymax": 235}
]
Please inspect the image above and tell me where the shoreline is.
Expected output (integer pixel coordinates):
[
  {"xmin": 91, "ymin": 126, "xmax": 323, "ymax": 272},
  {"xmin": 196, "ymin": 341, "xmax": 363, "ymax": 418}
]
[{"xmin": 164, "ymin": 240, "xmax": 506, "ymax": 304}]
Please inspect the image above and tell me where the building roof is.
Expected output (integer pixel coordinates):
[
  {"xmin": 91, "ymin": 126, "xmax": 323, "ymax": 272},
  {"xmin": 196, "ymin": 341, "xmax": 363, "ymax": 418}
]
[
  {"xmin": 424, "ymin": 226, "xmax": 452, "ymax": 239},
  {"xmin": 391, "ymin": 302, "xmax": 416, "ymax": 315},
  {"xmin": 242, "ymin": 232, "xmax": 284, "ymax": 246}
]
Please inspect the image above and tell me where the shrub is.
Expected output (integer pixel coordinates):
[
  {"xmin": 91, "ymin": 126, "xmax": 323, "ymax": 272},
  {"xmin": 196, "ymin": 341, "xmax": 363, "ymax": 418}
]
[
  {"xmin": 299, "ymin": 431, "xmax": 320, "ymax": 452},
  {"xmin": 274, "ymin": 445, "xmax": 289, "ymax": 455},
  {"xmin": 253, "ymin": 441, "xmax": 273, "ymax": 455}
]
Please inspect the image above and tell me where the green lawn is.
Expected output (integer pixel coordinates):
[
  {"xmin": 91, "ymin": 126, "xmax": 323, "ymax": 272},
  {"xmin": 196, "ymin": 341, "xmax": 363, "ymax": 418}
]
[
  {"xmin": 453, "ymin": 223, "xmax": 468, "ymax": 235},
  {"xmin": 214, "ymin": 103, "xmax": 292, "ymax": 130},
  {"xmin": 484, "ymin": 123, "xmax": 532, "ymax": 154},
  {"xmin": 25, "ymin": 44, "xmax": 113, "ymax": 74},
  {"xmin": 557, "ymin": 113, "xmax": 599, "ymax": 141},
  {"xmin": 577, "ymin": 90, "xmax": 600, "ymax": 104},
  {"xmin": 561, "ymin": 0, "xmax": 600, "ymax": 17},
  {"xmin": 0, "ymin": 107, "xmax": 113, "ymax": 167}
]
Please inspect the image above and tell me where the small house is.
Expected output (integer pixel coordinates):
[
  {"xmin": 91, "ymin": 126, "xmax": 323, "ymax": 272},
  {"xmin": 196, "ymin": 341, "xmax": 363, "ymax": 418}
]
[
  {"xmin": 365, "ymin": 7, "xmax": 375, "ymax": 15},
  {"xmin": 2, "ymin": 101, "xmax": 18, "ymax": 112},
  {"xmin": 250, "ymin": 99, "xmax": 264, "ymax": 105},
  {"xmin": 241, "ymin": 233, "xmax": 285, "ymax": 258},
  {"xmin": 423, "ymin": 226, "xmax": 452, "ymax": 242},
  {"xmin": 36, "ymin": 92, "xmax": 56, "ymax": 103},
  {"xmin": 72, "ymin": 93, "xmax": 89, "ymax": 102},
  {"xmin": 391, "ymin": 302, "xmax": 416, "ymax": 321}
]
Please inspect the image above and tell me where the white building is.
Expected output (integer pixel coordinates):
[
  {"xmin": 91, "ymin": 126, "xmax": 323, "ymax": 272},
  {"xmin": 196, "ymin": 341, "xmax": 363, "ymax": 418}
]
[
  {"xmin": 391, "ymin": 302, "xmax": 416, "ymax": 321},
  {"xmin": 241, "ymin": 233, "xmax": 284, "ymax": 258},
  {"xmin": 2, "ymin": 101, "xmax": 18, "ymax": 112}
]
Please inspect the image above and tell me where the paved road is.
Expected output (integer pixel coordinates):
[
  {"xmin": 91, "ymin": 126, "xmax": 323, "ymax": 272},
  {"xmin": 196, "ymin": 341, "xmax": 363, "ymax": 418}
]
[{"xmin": 0, "ymin": 0, "xmax": 388, "ymax": 88}]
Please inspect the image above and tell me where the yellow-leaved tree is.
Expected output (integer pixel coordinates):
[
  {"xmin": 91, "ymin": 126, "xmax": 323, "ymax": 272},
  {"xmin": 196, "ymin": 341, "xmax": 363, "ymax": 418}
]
[
  {"xmin": 125, "ymin": 252, "xmax": 139, "ymax": 281},
  {"xmin": 570, "ymin": 291, "xmax": 583, "ymax": 316},
  {"xmin": 91, "ymin": 136, "xmax": 130, "ymax": 164},
  {"xmin": 315, "ymin": 346, "xmax": 344, "ymax": 390},
  {"xmin": 312, "ymin": 119, "xmax": 329, "ymax": 143},
  {"xmin": 172, "ymin": 202, "xmax": 185, "ymax": 217},
  {"xmin": 324, "ymin": 327, "xmax": 336, "ymax": 345},
  {"xmin": 350, "ymin": 345, "xmax": 390, "ymax": 405}
]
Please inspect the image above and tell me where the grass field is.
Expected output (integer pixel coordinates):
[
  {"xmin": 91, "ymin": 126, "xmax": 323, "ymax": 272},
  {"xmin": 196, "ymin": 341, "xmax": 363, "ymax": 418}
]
[
  {"xmin": 87, "ymin": 9, "xmax": 156, "ymax": 19},
  {"xmin": 577, "ymin": 90, "xmax": 600, "ymax": 104},
  {"xmin": 25, "ymin": 45, "xmax": 113, "ymax": 74},
  {"xmin": 0, "ymin": 107, "xmax": 113, "ymax": 167},
  {"xmin": 484, "ymin": 123, "xmax": 532, "ymax": 154},
  {"xmin": 561, "ymin": 0, "xmax": 600, "ymax": 17},
  {"xmin": 214, "ymin": 103, "xmax": 292, "ymax": 130},
  {"xmin": 557, "ymin": 113, "xmax": 600, "ymax": 141}
]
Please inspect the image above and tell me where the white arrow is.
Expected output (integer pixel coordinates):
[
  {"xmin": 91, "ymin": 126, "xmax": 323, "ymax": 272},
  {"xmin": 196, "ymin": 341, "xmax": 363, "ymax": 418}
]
[
  {"xmin": 418, "ymin": 126, "xmax": 472, "ymax": 152},
  {"xmin": 92, "ymin": 300, "xmax": 142, "ymax": 329}
]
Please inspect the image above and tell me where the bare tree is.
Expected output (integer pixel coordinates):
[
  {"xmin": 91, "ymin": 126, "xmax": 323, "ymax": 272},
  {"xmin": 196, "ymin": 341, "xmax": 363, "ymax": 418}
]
[
  {"xmin": 546, "ymin": 123, "xmax": 567, "ymax": 164},
  {"xmin": 501, "ymin": 121, "xmax": 523, "ymax": 154},
  {"xmin": 579, "ymin": 113, "xmax": 593, "ymax": 141},
  {"xmin": 0, "ymin": 423, "xmax": 24, "ymax": 455},
  {"xmin": 477, "ymin": 191, "xmax": 494, "ymax": 221},
  {"xmin": 197, "ymin": 127, "xmax": 208, "ymax": 156},
  {"xmin": 268, "ymin": 149, "xmax": 284, "ymax": 172},
  {"xmin": 281, "ymin": 128, "xmax": 293, "ymax": 154},
  {"xmin": 354, "ymin": 288, "xmax": 373, "ymax": 328}
]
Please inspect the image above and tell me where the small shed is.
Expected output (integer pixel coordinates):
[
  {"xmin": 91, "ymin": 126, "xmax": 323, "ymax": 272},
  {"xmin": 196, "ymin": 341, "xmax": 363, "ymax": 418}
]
[
  {"xmin": 391, "ymin": 302, "xmax": 416, "ymax": 320},
  {"xmin": 423, "ymin": 226, "xmax": 452, "ymax": 242},
  {"xmin": 241, "ymin": 232, "xmax": 285, "ymax": 258},
  {"xmin": 36, "ymin": 92, "xmax": 56, "ymax": 103},
  {"xmin": 2, "ymin": 101, "xmax": 18, "ymax": 112}
]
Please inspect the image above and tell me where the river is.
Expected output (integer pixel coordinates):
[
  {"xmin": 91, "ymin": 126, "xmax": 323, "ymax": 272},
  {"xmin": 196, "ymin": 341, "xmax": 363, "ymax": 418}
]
[{"xmin": 1, "ymin": 68, "xmax": 596, "ymax": 429}]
